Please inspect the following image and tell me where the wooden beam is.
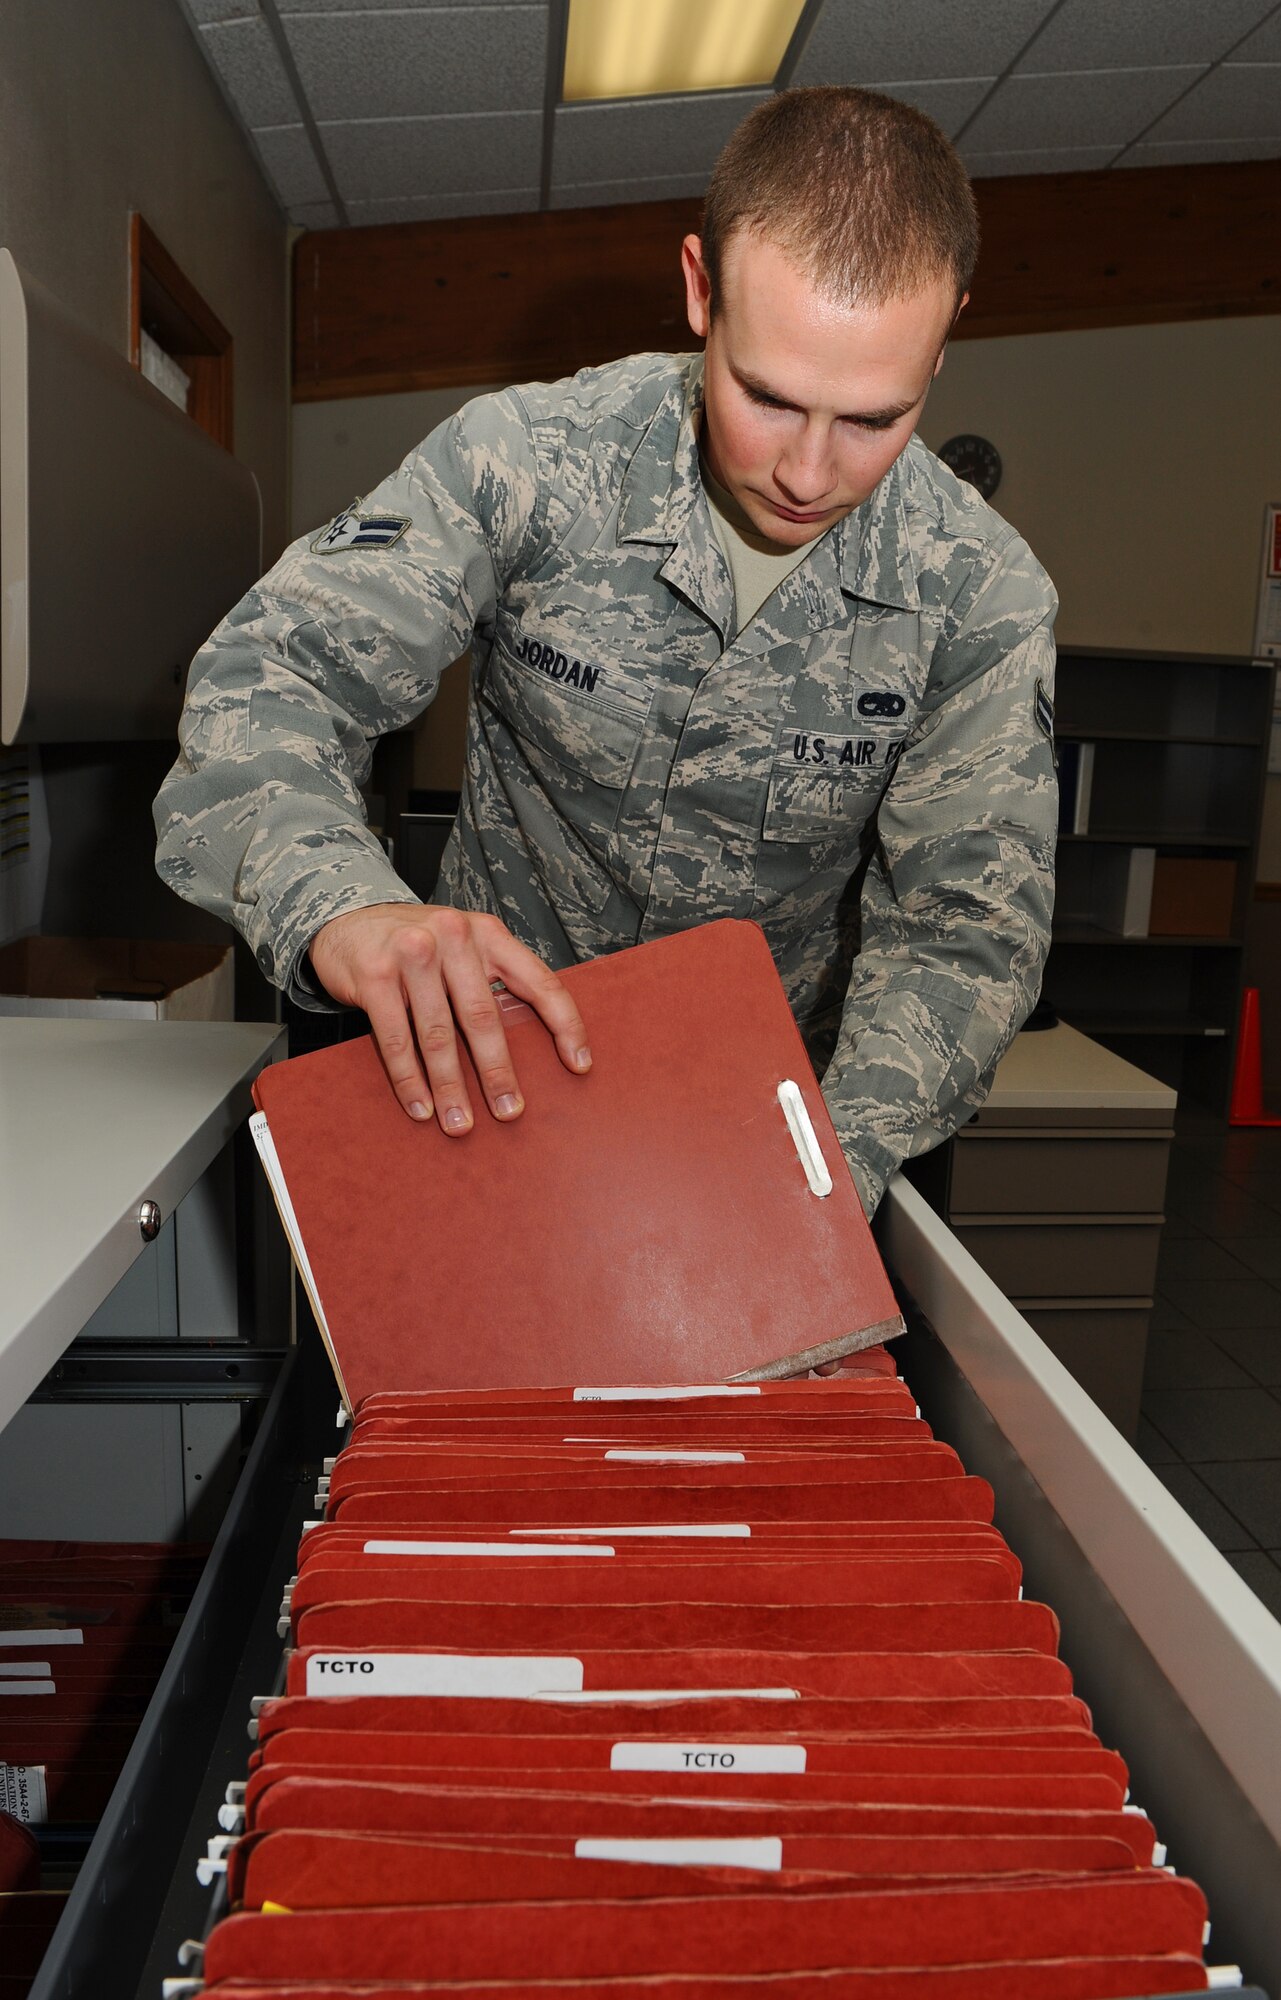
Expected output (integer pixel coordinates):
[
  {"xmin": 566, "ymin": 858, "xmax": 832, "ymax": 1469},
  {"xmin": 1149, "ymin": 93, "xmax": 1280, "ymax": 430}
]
[
  {"xmin": 964, "ymin": 158, "xmax": 1281, "ymax": 340},
  {"xmin": 292, "ymin": 158, "xmax": 1281, "ymax": 404}
]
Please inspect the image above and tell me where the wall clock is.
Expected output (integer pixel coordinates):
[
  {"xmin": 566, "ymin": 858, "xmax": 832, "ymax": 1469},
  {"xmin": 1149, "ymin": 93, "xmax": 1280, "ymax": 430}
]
[{"xmin": 937, "ymin": 433, "xmax": 1002, "ymax": 499}]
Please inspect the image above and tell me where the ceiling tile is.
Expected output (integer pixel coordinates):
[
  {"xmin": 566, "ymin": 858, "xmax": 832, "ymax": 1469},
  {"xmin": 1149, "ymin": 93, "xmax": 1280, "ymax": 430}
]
[
  {"xmin": 1143, "ymin": 62, "xmax": 1281, "ymax": 140},
  {"xmin": 321, "ymin": 111, "xmax": 542, "ymax": 202},
  {"xmin": 343, "ymin": 190, "xmax": 541, "ymax": 225},
  {"xmin": 1118, "ymin": 135, "xmax": 1281, "ymax": 166},
  {"xmin": 1015, "ymin": 0, "xmax": 1278, "ymax": 72},
  {"xmin": 1232, "ymin": 8, "xmax": 1281, "ymax": 60},
  {"xmin": 792, "ymin": 0, "xmax": 1051, "ymax": 84},
  {"xmin": 278, "ymin": 0, "xmax": 524, "ymax": 8},
  {"xmin": 870, "ymin": 78, "xmax": 994, "ymax": 135},
  {"xmin": 182, "ymin": 0, "xmax": 259, "ymax": 23},
  {"xmin": 959, "ymin": 66, "xmax": 1204, "ymax": 150},
  {"xmin": 961, "ymin": 144, "xmax": 1118, "ymax": 176},
  {"xmin": 550, "ymin": 171, "xmax": 713, "ymax": 208},
  {"xmin": 254, "ymin": 124, "xmax": 330, "ymax": 206},
  {"xmin": 200, "ymin": 16, "xmax": 301, "ymax": 126},
  {"xmin": 281, "ymin": 7, "xmax": 546, "ymax": 121},
  {"xmin": 289, "ymin": 200, "xmax": 342, "ymax": 229},
  {"xmin": 552, "ymin": 89, "xmax": 770, "ymax": 187}
]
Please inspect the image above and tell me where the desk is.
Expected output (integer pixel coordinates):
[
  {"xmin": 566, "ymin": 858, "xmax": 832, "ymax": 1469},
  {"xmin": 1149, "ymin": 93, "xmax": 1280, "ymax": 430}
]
[{"xmin": 0, "ymin": 1018, "xmax": 282, "ymax": 1431}]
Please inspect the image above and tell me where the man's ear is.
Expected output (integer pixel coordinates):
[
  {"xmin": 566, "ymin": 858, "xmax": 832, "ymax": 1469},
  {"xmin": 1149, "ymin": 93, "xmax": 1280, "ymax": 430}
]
[
  {"xmin": 682, "ymin": 235, "xmax": 713, "ymax": 341},
  {"xmin": 934, "ymin": 290, "xmax": 970, "ymax": 376}
]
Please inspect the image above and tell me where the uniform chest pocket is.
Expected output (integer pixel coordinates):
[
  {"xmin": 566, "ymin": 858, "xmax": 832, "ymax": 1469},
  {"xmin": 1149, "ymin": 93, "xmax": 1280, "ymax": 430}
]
[
  {"xmin": 482, "ymin": 638, "xmax": 651, "ymax": 791},
  {"xmin": 762, "ymin": 734, "xmax": 896, "ymax": 846}
]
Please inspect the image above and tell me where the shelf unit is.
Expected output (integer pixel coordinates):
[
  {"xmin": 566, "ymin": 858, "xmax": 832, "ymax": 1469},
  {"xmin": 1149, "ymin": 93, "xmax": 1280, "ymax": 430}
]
[{"xmin": 1046, "ymin": 646, "xmax": 1276, "ymax": 1113}]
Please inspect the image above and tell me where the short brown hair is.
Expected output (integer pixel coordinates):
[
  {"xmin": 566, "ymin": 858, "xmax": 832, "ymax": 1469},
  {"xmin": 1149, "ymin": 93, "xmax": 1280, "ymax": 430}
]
[{"xmin": 701, "ymin": 87, "xmax": 979, "ymax": 313}]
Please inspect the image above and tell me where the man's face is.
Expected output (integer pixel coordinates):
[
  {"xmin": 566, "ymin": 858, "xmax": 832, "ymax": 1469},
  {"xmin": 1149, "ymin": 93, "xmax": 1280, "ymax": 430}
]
[{"xmin": 683, "ymin": 228, "xmax": 961, "ymax": 549}]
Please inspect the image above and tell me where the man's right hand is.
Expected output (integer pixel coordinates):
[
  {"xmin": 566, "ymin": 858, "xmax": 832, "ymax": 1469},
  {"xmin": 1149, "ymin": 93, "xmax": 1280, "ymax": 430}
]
[{"xmin": 308, "ymin": 903, "xmax": 591, "ymax": 1134}]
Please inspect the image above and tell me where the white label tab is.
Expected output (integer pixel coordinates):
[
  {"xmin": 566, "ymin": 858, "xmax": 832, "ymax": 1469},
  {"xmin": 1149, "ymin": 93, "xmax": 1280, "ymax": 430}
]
[
  {"xmin": 0, "ymin": 1763, "xmax": 48, "ymax": 1822},
  {"xmin": 510, "ymin": 1525, "xmax": 751, "ymax": 1539},
  {"xmin": 610, "ymin": 1742, "xmax": 806, "ymax": 1774},
  {"xmin": 573, "ymin": 1386, "xmax": 761, "ymax": 1402},
  {"xmin": 575, "ymin": 1836, "xmax": 782, "ymax": 1871},
  {"xmin": 531, "ymin": 1687, "xmax": 798, "ymax": 1705},
  {"xmin": 604, "ymin": 1449, "xmax": 745, "ymax": 1465},
  {"xmin": 304, "ymin": 1653, "xmax": 585, "ymax": 1697},
  {"xmin": 360, "ymin": 1540, "xmax": 614, "ymax": 1559},
  {"xmin": 0, "ymin": 1628, "xmax": 82, "ymax": 1649},
  {"xmin": 0, "ymin": 1662, "xmax": 50, "ymax": 1677},
  {"xmin": 0, "ymin": 1680, "xmax": 54, "ymax": 1697}
]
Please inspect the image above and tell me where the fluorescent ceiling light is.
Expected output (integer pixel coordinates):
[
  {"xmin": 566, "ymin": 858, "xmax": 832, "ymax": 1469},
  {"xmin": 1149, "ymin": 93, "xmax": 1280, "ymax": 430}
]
[{"xmin": 563, "ymin": 0, "xmax": 806, "ymax": 102}]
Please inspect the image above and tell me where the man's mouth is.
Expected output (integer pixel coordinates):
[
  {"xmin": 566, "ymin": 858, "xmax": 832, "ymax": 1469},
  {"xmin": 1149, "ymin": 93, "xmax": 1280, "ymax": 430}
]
[{"xmin": 768, "ymin": 500, "xmax": 832, "ymax": 525}]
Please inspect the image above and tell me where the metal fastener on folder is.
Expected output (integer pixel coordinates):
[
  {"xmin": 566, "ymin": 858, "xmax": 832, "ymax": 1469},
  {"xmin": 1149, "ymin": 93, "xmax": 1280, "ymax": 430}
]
[{"xmin": 776, "ymin": 1081, "xmax": 833, "ymax": 1198}]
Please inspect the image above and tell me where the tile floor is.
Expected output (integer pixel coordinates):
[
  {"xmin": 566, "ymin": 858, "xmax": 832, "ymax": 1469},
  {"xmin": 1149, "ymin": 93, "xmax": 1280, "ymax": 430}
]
[{"xmin": 1138, "ymin": 1123, "xmax": 1281, "ymax": 1619}]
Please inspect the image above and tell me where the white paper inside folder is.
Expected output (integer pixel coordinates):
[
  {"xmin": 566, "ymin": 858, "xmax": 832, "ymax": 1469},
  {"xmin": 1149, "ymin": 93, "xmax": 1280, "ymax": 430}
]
[{"xmin": 249, "ymin": 1110, "xmax": 334, "ymax": 1353}]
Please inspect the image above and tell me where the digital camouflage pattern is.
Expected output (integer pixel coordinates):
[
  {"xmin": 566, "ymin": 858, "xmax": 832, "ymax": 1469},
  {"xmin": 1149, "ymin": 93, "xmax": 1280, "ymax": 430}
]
[{"xmin": 155, "ymin": 352, "xmax": 1058, "ymax": 1212}]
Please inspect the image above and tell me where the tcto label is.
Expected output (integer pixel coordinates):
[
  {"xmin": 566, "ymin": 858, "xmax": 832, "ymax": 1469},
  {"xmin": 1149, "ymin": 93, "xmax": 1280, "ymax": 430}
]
[
  {"xmin": 575, "ymin": 1836, "xmax": 782, "ymax": 1871},
  {"xmin": 572, "ymin": 1386, "xmax": 760, "ymax": 1402},
  {"xmin": 304, "ymin": 1653, "xmax": 585, "ymax": 1697},
  {"xmin": 610, "ymin": 1742, "xmax": 806, "ymax": 1774},
  {"xmin": 0, "ymin": 1764, "xmax": 48, "ymax": 1823},
  {"xmin": 360, "ymin": 1540, "xmax": 615, "ymax": 1559}
]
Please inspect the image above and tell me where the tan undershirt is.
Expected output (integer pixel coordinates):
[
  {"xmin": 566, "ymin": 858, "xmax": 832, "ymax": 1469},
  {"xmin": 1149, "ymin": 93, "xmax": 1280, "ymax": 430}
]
[{"xmin": 699, "ymin": 451, "xmax": 824, "ymax": 638}]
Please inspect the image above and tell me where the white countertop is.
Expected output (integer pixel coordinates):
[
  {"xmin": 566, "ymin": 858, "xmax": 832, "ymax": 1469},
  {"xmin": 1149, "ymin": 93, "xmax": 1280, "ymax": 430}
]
[
  {"xmin": 0, "ymin": 1018, "xmax": 283, "ymax": 1431},
  {"xmin": 982, "ymin": 1022, "xmax": 1178, "ymax": 1114}
]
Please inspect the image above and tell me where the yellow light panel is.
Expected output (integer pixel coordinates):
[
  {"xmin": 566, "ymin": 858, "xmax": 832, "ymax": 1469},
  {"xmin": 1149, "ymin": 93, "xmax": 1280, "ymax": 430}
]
[{"xmin": 563, "ymin": 0, "xmax": 806, "ymax": 102}]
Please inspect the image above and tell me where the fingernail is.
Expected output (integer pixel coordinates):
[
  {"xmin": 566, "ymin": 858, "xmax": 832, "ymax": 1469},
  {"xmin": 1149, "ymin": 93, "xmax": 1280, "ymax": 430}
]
[
  {"xmin": 495, "ymin": 1093, "xmax": 522, "ymax": 1118},
  {"xmin": 574, "ymin": 1047, "xmax": 592, "ymax": 1071},
  {"xmin": 408, "ymin": 1101, "xmax": 432, "ymax": 1121},
  {"xmin": 443, "ymin": 1106, "xmax": 470, "ymax": 1133}
]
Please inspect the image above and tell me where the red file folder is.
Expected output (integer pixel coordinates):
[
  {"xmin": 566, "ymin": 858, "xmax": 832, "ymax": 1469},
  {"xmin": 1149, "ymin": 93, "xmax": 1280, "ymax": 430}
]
[
  {"xmin": 290, "ymin": 1596, "xmax": 1060, "ymax": 1657},
  {"xmin": 200, "ymin": 1876, "xmax": 1209, "ymax": 1983},
  {"xmin": 185, "ymin": 1962, "xmax": 1212, "ymax": 2000},
  {"xmin": 225, "ymin": 1826, "xmax": 1138, "ymax": 1916},
  {"xmin": 251, "ymin": 921, "xmax": 903, "ymax": 1405}
]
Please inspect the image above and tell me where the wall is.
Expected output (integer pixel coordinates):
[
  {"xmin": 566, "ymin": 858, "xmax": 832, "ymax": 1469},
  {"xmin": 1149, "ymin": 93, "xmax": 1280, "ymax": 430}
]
[
  {"xmin": 0, "ymin": 2, "xmax": 291, "ymax": 967},
  {"xmin": 0, "ymin": 2, "xmax": 288, "ymax": 555}
]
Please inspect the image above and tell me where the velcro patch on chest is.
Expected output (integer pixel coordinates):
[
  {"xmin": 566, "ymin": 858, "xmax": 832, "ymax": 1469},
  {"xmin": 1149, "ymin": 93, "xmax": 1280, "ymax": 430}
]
[{"xmin": 311, "ymin": 506, "xmax": 411, "ymax": 555}]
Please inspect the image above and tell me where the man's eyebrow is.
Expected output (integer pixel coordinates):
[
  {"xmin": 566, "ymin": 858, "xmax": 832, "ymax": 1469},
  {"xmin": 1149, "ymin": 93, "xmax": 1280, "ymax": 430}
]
[{"xmin": 732, "ymin": 365, "xmax": 921, "ymax": 425}]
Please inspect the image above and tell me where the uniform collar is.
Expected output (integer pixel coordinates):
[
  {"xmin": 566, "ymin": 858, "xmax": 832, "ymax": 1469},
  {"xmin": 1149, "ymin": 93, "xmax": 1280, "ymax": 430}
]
[{"xmin": 617, "ymin": 354, "xmax": 920, "ymax": 626}]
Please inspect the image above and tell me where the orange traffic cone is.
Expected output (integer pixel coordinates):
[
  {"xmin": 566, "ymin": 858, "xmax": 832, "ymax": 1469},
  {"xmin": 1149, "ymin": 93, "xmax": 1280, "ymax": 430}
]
[{"xmin": 1228, "ymin": 987, "xmax": 1281, "ymax": 1127}]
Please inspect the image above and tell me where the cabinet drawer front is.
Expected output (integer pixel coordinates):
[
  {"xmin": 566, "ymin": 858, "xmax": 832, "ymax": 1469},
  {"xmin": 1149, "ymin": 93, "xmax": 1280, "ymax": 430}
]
[
  {"xmin": 950, "ymin": 1137, "xmax": 1170, "ymax": 1217},
  {"xmin": 953, "ymin": 1221, "xmax": 1162, "ymax": 1299}
]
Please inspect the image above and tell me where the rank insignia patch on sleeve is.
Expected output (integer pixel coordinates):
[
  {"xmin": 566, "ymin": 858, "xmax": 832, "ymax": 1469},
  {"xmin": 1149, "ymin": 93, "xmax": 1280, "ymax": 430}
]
[
  {"xmin": 1034, "ymin": 679, "xmax": 1054, "ymax": 739},
  {"xmin": 311, "ymin": 505, "xmax": 410, "ymax": 554}
]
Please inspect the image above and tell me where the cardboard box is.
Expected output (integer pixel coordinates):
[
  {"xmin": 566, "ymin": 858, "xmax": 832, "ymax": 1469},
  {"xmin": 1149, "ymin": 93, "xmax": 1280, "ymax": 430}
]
[
  {"xmin": 0, "ymin": 937, "xmax": 234, "ymax": 1021},
  {"xmin": 1148, "ymin": 858, "xmax": 1237, "ymax": 938}
]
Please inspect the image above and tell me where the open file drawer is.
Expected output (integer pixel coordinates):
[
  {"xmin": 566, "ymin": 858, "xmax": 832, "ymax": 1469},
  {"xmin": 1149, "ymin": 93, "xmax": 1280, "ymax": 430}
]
[{"xmin": 130, "ymin": 1177, "xmax": 1281, "ymax": 2000}]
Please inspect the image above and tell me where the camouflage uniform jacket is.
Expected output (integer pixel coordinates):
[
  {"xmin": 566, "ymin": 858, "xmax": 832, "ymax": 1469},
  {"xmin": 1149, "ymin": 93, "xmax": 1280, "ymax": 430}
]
[{"xmin": 156, "ymin": 351, "xmax": 1058, "ymax": 1213}]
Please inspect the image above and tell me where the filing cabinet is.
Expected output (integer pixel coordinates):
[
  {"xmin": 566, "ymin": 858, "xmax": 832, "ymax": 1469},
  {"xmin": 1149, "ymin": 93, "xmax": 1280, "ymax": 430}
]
[{"xmin": 907, "ymin": 1022, "xmax": 1176, "ymax": 1440}]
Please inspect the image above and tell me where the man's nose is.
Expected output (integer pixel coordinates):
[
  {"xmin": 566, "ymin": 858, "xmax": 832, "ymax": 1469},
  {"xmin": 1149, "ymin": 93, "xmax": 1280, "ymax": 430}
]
[{"xmin": 775, "ymin": 424, "xmax": 836, "ymax": 505}]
